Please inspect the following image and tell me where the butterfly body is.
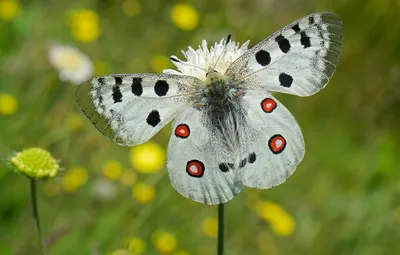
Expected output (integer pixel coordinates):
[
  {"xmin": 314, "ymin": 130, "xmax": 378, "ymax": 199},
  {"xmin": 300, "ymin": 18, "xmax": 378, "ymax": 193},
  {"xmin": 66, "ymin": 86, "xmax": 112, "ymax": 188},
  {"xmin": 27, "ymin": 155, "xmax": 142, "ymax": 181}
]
[{"xmin": 77, "ymin": 12, "xmax": 343, "ymax": 205}]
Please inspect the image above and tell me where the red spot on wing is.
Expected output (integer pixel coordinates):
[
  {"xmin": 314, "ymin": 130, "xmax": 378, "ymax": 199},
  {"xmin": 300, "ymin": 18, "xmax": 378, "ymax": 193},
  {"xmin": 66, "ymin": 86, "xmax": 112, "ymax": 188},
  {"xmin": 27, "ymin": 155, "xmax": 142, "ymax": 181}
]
[
  {"xmin": 261, "ymin": 98, "xmax": 277, "ymax": 113},
  {"xmin": 175, "ymin": 124, "xmax": 190, "ymax": 138},
  {"xmin": 186, "ymin": 160, "xmax": 205, "ymax": 178},
  {"xmin": 268, "ymin": 134, "xmax": 286, "ymax": 154}
]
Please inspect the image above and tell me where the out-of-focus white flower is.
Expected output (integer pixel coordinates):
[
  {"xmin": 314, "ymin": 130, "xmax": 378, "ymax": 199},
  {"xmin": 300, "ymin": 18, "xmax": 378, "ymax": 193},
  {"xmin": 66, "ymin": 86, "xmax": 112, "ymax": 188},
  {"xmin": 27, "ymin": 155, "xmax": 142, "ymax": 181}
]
[
  {"xmin": 90, "ymin": 178, "xmax": 118, "ymax": 201},
  {"xmin": 48, "ymin": 44, "xmax": 94, "ymax": 84},
  {"xmin": 163, "ymin": 38, "xmax": 249, "ymax": 79}
]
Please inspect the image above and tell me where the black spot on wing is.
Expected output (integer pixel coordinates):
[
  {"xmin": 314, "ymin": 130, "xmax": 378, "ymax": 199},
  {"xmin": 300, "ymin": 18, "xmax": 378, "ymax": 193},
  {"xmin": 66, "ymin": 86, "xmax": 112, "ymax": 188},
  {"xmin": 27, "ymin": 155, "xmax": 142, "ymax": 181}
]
[
  {"xmin": 219, "ymin": 163, "xmax": 230, "ymax": 172},
  {"xmin": 154, "ymin": 80, "xmax": 169, "ymax": 96},
  {"xmin": 300, "ymin": 32, "xmax": 311, "ymax": 48},
  {"xmin": 146, "ymin": 110, "xmax": 160, "ymax": 127},
  {"xmin": 279, "ymin": 73, "xmax": 293, "ymax": 87},
  {"xmin": 112, "ymin": 86, "xmax": 122, "ymax": 103},
  {"xmin": 275, "ymin": 35, "xmax": 291, "ymax": 53},
  {"xmin": 292, "ymin": 24, "xmax": 300, "ymax": 33},
  {"xmin": 239, "ymin": 158, "xmax": 247, "ymax": 168},
  {"xmin": 115, "ymin": 77, "xmax": 123, "ymax": 85},
  {"xmin": 248, "ymin": 153, "xmax": 256, "ymax": 163},
  {"xmin": 131, "ymin": 77, "xmax": 143, "ymax": 96},
  {"xmin": 98, "ymin": 77, "xmax": 105, "ymax": 85},
  {"xmin": 255, "ymin": 50, "xmax": 271, "ymax": 66},
  {"xmin": 309, "ymin": 16, "xmax": 315, "ymax": 25}
]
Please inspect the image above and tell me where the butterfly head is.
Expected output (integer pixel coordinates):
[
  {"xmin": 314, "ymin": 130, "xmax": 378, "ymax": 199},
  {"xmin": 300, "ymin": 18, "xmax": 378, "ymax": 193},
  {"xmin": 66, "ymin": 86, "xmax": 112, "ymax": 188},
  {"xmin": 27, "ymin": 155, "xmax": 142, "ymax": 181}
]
[{"xmin": 205, "ymin": 69, "xmax": 218, "ymax": 78}]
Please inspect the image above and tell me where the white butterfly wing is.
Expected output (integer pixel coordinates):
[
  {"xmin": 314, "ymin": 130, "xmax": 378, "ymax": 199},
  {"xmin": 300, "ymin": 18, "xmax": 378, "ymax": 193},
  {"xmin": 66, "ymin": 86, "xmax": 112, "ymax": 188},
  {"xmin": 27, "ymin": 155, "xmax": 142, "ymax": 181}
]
[
  {"xmin": 166, "ymin": 106, "xmax": 243, "ymax": 205},
  {"xmin": 238, "ymin": 90, "xmax": 305, "ymax": 188},
  {"xmin": 76, "ymin": 74, "xmax": 202, "ymax": 146},
  {"xmin": 226, "ymin": 12, "xmax": 342, "ymax": 96}
]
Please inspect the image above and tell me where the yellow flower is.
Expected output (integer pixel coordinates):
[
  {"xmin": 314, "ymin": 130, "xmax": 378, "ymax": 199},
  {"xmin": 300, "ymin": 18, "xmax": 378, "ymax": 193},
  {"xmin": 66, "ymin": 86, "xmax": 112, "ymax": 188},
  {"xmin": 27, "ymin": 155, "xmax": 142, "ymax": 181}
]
[
  {"xmin": 152, "ymin": 230, "xmax": 177, "ymax": 254},
  {"xmin": 102, "ymin": 160, "xmax": 123, "ymax": 180},
  {"xmin": 122, "ymin": 0, "xmax": 141, "ymax": 17},
  {"xmin": 0, "ymin": 94, "xmax": 18, "ymax": 116},
  {"xmin": 67, "ymin": 112, "xmax": 84, "ymax": 132},
  {"xmin": 151, "ymin": 55, "xmax": 171, "ymax": 73},
  {"xmin": 130, "ymin": 142, "xmax": 165, "ymax": 174},
  {"xmin": 42, "ymin": 181, "xmax": 60, "ymax": 197},
  {"xmin": 69, "ymin": 9, "xmax": 100, "ymax": 43},
  {"xmin": 170, "ymin": 4, "xmax": 199, "ymax": 31},
  {"xmin": 0, "ymin": 0, "xmax": 20, "ymax": 21},
  {"xmin": 10, "ymin": 148, "xmax": 59, "ymax": 180},
  {"xmin": 173, "ymin": 251, "xmax": 190, "ymax": 255},
  {"xmin": 126, "ymin": 237, "xmax": 146, "ymax": 255},
  {"xmin": 132, "ymin": 182, "xmax": 155, "ymax": 203},
  {"xmin": 120, "ymin": 169, "xmax": 137, "ymax": 186},
  {"xmin": 255, "ymin": 200, "xmax": 296, "ymax": 236},
  {"xmin": 201, "ymin": 217, "xmax": 218, "ymax": 238},
  {"xmin": 61, "ymin": 166, "xmax": 88, "ymax": 192}
]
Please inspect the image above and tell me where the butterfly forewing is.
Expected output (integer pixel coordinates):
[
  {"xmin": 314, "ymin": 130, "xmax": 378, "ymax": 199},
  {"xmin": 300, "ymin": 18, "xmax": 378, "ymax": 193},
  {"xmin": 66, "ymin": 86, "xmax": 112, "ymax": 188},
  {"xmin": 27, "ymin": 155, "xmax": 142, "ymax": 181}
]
[
  {"xmin": 226, "ymin": 12, "xmax": 342, "ymax": 96},
  {"xmin": 76, "ymin": 74, "xmax": 201, "ymax": 146}
]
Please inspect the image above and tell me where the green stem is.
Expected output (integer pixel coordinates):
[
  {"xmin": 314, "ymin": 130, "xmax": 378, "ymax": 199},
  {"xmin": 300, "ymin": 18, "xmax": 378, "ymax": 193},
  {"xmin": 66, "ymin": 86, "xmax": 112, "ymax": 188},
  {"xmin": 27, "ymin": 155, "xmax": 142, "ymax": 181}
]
[
  {"xmin": 30, "ymin": 179, "xmax": 46, "ymax": 255},
  {"xmin": 218, "ymin": 203, "xmax": 224, "ymax": 255}
]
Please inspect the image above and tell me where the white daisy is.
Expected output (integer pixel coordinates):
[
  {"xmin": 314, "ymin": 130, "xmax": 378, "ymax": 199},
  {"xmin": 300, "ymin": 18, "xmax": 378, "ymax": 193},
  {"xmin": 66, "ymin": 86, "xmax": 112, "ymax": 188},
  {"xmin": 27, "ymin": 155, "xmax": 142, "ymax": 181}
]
[
  {"xmin": 48, "ymin": 44, "xmax": 94, "ymax": 85},
  {"xmin": 163, "ymin": 38, "xmax": 250, "ymax": 79}
]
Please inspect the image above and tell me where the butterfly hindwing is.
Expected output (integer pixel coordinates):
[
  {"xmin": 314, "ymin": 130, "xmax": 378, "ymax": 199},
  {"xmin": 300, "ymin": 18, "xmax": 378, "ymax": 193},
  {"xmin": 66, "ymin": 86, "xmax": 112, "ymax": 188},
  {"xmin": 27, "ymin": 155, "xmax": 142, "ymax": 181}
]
[
  {"xmin": 166, "ymin": 106, "xmax": 243, "ymax": 205},
  {"xmin": 238, "ymin": 90, "xmax": 305, "ymax": 188},
  {"xmin": 76, "ymin": 73, "xmax": 202, "ymax": 146},
  {"xmin": 226, "ymin": 12, "xmax": 342, "ymax": 96}
]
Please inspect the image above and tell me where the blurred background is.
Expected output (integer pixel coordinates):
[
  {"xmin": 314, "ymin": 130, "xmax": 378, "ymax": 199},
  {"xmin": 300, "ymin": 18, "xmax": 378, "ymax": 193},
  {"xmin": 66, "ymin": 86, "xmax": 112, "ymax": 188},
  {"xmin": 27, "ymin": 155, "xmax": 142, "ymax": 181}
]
[{"xmin": 1, "ymin": 0, "xmax": 400, "ymax": 254}]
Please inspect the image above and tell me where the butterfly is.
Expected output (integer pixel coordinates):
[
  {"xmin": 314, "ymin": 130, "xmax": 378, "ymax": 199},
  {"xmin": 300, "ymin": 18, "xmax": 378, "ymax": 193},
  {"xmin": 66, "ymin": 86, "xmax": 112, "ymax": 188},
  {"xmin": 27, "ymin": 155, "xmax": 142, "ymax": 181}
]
[{"xmin": 76, "ymin": 12, "xmax": 342, "ymax": 205}]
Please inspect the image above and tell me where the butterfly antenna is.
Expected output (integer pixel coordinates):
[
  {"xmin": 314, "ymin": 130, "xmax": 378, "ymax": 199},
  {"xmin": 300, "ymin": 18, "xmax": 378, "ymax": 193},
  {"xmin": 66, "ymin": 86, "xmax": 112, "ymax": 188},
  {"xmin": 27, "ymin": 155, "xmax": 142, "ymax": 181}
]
[
  {"xmin": 212, "ymin": 34, "xmax": 232, "ymax": 71},
  {"xmin": 170, "ymin": 57, "xmax": 208, "ymax": 73}
]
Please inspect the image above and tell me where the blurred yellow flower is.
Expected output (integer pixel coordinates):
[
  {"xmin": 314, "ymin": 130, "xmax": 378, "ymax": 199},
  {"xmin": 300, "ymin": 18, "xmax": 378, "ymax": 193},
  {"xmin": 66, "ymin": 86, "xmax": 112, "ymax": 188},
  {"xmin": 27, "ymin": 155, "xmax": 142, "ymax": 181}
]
[
  {"xmin": 67, "ymin": 112, "xmax": 84, "ymax": 132},
  {"xmin": 42, "ymin": 181, "xmax": 60, "ymax": 197},
  {"xmin": 0, "ymin": 94, "xmax": 18, "ymax": 116},
  {"xmin": 61, "ymin": 166, "xmax": 88, "ymax": 192},
  {"xmin": 122, "ymin": 0, "xmax": 141, "ymax": 17},
  {"xmin": 130, "ymin": 142, "xmax": 165, "ymax": 174},
  {"xmin": 103, "ymin": 160, "xmax": 123, "ymax": 180},
  {"xmin": 256, "ymin": 200, "xmax": 296, "ymax": 236},
  {"xmin": 172, "ymin": 251, "xmax": 190, "ymax": 255},
  {"xmin": 126, "ymin": 237, "xmax": 146, "ymax": 255},
  {"xmin": 132, "ymin": 182, "xmax": 155, "ymax": 203},
  {"xmin": 201, "ymin": 217, "xmax": 218, "ymax": 238},
  {"xmin": 0, "ymin": 0, "xmax": 20, "ymax": 20},
  {"xmin": 151, "ymin": 55, "xmax": 171, "ymax": 73},
  {"xmin": 10, "ymin": 148, "xmax": 59, "ymax": 180},
  {"xmin": 69, "ymin": 9, "xmax": 100, "ymax": 43},
  {"xmin": 152, "ymin": 230, "xmax": 177, "ymax": 254},
  {"xmin": 120, "ymin": 169, "xmax": 137, "ymax": 186},
  {"xmin": 170, "ymin": 4, "xmax": 199, "ymax": 31}
]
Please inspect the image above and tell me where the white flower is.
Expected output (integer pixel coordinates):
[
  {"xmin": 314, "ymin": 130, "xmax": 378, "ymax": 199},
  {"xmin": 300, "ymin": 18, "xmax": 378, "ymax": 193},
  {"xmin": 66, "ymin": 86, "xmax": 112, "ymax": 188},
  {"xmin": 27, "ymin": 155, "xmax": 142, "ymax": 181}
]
[
  {"xmin": 163, "ymin": 38, "xmax": 250, "ymax": 79},
  {"xmin": 48, "ymin": 44, "xmax": 94, "ymax": 84}
]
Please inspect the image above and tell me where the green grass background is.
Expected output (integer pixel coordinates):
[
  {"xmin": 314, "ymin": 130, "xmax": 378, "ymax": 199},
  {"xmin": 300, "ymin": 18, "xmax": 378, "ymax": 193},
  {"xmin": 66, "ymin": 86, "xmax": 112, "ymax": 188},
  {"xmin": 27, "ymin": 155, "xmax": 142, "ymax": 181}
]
[{"xmin": 1, "ymin": 0, "xmax": 400, "ymax": 254}]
